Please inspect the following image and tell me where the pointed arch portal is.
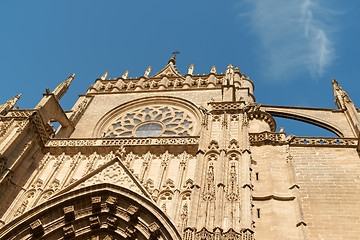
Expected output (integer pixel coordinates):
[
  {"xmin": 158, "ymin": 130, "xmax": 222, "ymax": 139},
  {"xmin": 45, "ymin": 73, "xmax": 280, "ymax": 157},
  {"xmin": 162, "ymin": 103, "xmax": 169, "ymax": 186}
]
[{"xmin": 0, "ymin": 184, "xmax": 182, "ymax": 240}]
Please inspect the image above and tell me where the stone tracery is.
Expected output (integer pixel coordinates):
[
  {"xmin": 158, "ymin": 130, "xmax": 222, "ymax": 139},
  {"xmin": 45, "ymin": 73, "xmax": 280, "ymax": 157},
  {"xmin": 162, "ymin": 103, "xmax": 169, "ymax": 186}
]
[{"xmin": 103, "ymin": 105, "xmax": 195, "ymax": 138}]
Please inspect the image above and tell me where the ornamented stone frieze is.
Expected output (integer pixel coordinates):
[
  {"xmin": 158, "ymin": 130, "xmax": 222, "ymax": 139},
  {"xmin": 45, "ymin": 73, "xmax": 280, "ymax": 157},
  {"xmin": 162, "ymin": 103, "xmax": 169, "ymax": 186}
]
[
  {"xmin": 210, "ymin": 102, "xmax": 246, "ymax": 112},
  {"xmin": 46, "ymin": 137, "xmax": 199, "ymax": 148},
  {"xmin": 184, "ymin": 227, "xmax": 254, "ymax": 240}
]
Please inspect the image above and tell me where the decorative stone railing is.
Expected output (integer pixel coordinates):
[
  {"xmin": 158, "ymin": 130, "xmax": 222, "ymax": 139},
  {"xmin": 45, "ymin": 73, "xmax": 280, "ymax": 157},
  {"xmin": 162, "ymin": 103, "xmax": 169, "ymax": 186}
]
[
  {"xmin": 249, "ymin": 132, "xmax": 358, "ymax": 147},
  {"xmin": 46, "ymin": 136, "xmax": 200, "ymax": 148},
  {"xmin": 249, "ymin": 132, "xmax": 287, "ymax": 145},
  {"xmin": 289, "ymin": 137, "xmax": 358, "ymax": 147},
  {"xmin": 210, "ymin": 102, "xmax": 246, "ymax": 111}
]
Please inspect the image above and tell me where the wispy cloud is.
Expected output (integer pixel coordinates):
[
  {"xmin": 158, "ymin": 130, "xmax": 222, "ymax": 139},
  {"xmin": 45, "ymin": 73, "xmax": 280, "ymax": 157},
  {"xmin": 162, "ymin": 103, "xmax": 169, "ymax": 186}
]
[{"xmin": 242, "ymin": 0, "xmax": 336, "ymax": 79}]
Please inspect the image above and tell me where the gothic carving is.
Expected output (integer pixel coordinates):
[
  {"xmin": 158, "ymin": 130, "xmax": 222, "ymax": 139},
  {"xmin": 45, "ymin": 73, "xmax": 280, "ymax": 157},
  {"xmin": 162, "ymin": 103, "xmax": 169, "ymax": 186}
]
[
  {"xmin": 208, "ymin": 140, "xmax": 219, "ymax": 150},
  {"xmin": 77, "ymin": 161, "xmax": 139, "ymax": 194},
  {"xmin": 92, "ymin": 196, "xmax": 102, "ymax": 212},
  {"xmin": 30, "ymin": 219, "xmax": 44, "ymax": 237},
  {"xmin": 102, "ymin": 104, "xmax": 195, "ymax": 138},
  {"xmin": 203, "ymin": 161, "xmax": 216, "ymax": 201},
  {"xmin": 228, "ymin": 139, "xmax": 239, "ymax": 150},
  {"xmin": 163, "ymin": 178, "xmax": 175, "ymax": 189},
  {"xmin": 63, "ymin": 205, "xmax": 75, "ymax": 222},
  {"xmin": 184, "ymin": 179, "xmax": 194, "ymax": 189},
  {"xmin": 107, "ymin": 216, "xmax": 118, "ymax": 230},
  {"xmin": 144, "ymin": 178, "xmax": 155, "ymax": 193},
  {"xmin": 47, "ymin": 136, "xmax": 200, "ymax": 148},
  {"xmin": 63, "ymin": 224, "xmax": 75, "ymax": 239},
  {"xmin": 249, "ymin": 131, "xmax": 287, "ymax": 145},
  {"xmin": 184, "ymin": 227, "xmax": 254, "ymax": 240},
  {"xmin": 106, "ymin": 196, "xmax": 117, "ymax": 211},
  {"xmin": 290, "ymin": 137, "xmax": 358, "ymax": 147},
  {"xmin": 89, "ymin": 215, "xmax": 101, "ymax": 229},
  {"xmin": 158, "ymin": 191, "xmax": 173, "ymax": 213},
  {"xmin": 69, "ymin": 98, "xmax": 90, "ymax": 124},
  {"xmin": 226, "ymin": 162, "xmax": 239, "ymax": 201},
  {"xmin": 37, "ymin": 190, "xmax": 55, "ymax": 205},
  {"xmin": 14, "ymin": 190, "xmax": 35, "ymax": 217}
]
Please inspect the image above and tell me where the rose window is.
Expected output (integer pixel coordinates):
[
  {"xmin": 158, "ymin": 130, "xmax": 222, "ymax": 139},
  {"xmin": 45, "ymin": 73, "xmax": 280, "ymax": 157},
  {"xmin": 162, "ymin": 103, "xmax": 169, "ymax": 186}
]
[{"xmin": 103, "ymin": 105, "xmax": 195, "ymax": 138}]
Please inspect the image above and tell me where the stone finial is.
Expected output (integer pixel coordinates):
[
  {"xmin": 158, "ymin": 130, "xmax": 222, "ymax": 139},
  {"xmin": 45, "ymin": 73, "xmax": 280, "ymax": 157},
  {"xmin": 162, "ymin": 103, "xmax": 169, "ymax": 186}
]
[
  {"xmin": 226, "ymin": 64, "xmax": 234, "ymax": 74},
  {"xmin": 0, "ymin": 93, "xmax": 21, "ymax": 116},
  {"xmin": 188, "ymin": 64, "xmax": 194, "ymax": 75},
  {"xmin": 52, "ymin": 74, "xmax": 76, "ymax": 101},
  {"xmin": 122, "ymin": 70, "xmax": 129, "ymax": 79},
  {"xmin": 168, "ymin": 55, "xmax": 176, "ymax": 65},
  {"xmin": 144, "ymin": 66, "xmax": 152, "ymax": 77},
  {"xmin": 332, "ymin": 78, "xmax": 352, "ymax": 109},
  {"xmin": 100, "ymin": 72, "xmax": 108, "ymax": 80},
  {"xmin": 234, "ymin": 66, "xmax": 240, "ymax": 73},
  {"xmin": 210, "ymin": 65, "xmax": 216, "ymax": 74}
]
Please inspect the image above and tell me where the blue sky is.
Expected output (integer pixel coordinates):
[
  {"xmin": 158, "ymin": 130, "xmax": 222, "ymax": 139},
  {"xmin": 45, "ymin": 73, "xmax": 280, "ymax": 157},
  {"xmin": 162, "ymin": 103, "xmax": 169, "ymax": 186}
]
[{"xmin": 1, "ymin": 0, "xmax": 359, "ymax": 137}]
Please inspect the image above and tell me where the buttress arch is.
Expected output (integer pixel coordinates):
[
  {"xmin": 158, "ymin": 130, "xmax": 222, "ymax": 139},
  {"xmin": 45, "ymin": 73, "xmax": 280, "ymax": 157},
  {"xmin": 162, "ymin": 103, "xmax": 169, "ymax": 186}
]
[
  {"xmin": 0, "ymin": 183, "xmax": 182, "ymax": 240},
  {"xmin": 263, "ymin": 107, "xmax": 344, "ymax": 137}
]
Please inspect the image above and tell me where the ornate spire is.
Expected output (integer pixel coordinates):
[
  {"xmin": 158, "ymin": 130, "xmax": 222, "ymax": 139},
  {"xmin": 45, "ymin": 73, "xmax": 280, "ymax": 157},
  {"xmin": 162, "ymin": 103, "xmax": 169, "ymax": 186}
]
[
  {"xmin": 100, "ymin": 72, "xmax": 108, "ymax": 80},
  {"xmin": 332, "ymin": 78, "xmax": 352, "ymax": 109},
  {"xmin": 144, "ymin": 66, "xmax": 152, "ymax": 77},
  {"xmin": 122, "ymin": 70, "xmax": 129, "ymax": 79},
  {"xmin": 53, "ymin": 74, "xmax": 75, "ymax": 101},
  {"xmin": 210, "ymin": 66, "xmax": 216, "ymax": 74},
  {"xmin": 0, "ymin": 94, "xmax": 21, "ymax": 116}
]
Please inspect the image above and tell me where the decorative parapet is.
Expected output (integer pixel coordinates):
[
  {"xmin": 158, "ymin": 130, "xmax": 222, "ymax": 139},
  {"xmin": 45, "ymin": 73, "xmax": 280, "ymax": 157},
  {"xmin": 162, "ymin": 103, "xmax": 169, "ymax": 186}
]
[
  {"xmin": 86, "ymin": 60, "xmax": 253, "ymax": 94},
  {"xmin": 87, "ymin": 74, "xmax": 227, "ymax": 94},
  {"xmin": 184, "ymin": 227, "xmax": 253, "ymax": 240},
  {"xmin": 46, "ymin": 136, "xmax": 199, "ymax": 148},
  {"xmin": 210, "ymin": 102, "xmax": 246, "ymax": 112},
  {"xmin": 249, "ymin": 132, "xmax": 358, "ymax": 148},
  {"xmin": 289, "ymin": 137, "xmax": 358, "ymax": 147},
  {"xmin": 249, "ymin": 132, "xmax": 287, "ymax": 145}
]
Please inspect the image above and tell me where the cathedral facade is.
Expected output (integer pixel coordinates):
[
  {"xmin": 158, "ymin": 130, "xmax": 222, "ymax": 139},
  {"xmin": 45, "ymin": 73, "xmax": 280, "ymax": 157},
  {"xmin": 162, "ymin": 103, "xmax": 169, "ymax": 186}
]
[{"xmin": 0, "ymin": 57, "xmax": 359, "ymax": 239}]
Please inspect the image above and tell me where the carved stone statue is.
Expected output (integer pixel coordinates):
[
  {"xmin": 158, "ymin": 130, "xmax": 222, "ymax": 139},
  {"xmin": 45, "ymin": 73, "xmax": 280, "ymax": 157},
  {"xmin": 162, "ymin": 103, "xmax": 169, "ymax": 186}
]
[{"xmin": 188, "ymin": 64, "xmax": 194, "ymax": 75}]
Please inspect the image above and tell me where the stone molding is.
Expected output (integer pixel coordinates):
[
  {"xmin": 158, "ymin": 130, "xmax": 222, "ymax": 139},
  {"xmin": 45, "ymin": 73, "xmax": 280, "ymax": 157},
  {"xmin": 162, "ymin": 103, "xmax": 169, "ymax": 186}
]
[
  {"xmin": 0, "ymin": 184, "xmax": 182, "ymax": 240},
  {"xmin": 46, "ymin": 136, "xmax": 199, "ymax": 148}
]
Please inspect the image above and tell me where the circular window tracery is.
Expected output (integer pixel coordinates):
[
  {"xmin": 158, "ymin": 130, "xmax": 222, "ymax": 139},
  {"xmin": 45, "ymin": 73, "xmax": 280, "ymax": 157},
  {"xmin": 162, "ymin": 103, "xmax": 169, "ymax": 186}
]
[{"xmin": 103, "ymin": 105, "xmax": 195, "ymax": 138}]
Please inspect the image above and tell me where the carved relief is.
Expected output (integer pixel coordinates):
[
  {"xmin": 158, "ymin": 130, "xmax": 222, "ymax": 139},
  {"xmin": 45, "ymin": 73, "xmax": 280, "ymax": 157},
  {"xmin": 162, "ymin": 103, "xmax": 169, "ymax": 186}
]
[
  {"xmin": 14, "ymin": 190, "xmax": 35, "ymax": 217},
  {"xmin": 103, "ymin": 105, "xmax": 195, "ymax": 138},
  {"xmin": 203, "ymin": 155, "xmax": 217, "ymax": 201},
  {"xmin": 69, "ymin": 98, "xmax": 90, "ymax": 124},
  {"xmin": 226, "ymin": 160, "xmax": 239, "ymax": 201},
  {"xmin": 140, "ymin": 151, "xmax": 153, "ymax": 183},
  {"xmin": 158, "ymin": 190, "xmax": 173, "ymax": 213},
  {"xmin": 77, "ymin": 161, "xmax": 139, "ymax": 194}
]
